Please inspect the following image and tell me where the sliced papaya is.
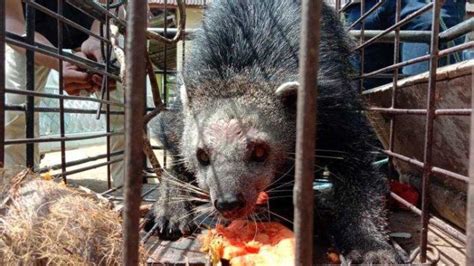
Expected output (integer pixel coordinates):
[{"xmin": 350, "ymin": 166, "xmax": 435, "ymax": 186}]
[{"xmin": 200, "ymin": 220, "xmax": 295, "ymax": 266}]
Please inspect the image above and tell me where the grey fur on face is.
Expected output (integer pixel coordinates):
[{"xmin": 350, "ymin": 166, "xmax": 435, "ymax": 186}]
[
  {"xmin": 147, "ymin": 0, "xmax": 404, "ymax": 263},
  {"xmin": 178, "ymin": 78, "xmax": 295, "ymax": 219}
]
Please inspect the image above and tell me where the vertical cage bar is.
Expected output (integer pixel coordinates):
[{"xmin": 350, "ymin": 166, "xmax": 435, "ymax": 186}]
[
  {"xmin": 25, "ymin": 3, "xmax": 35, "ymax": 168},
  {"xmin": 388, "ymin": 0, "xmax": 402, "ymax": 179},
  {"xmin": 0, "ymin": 0, "xmax": 5, "ymax": 167},
  {"xmin": 122, "ymin": 0, "xmax": 147, "ymax": 264},
  {"xmin": 181, "ymin": 0, "xmax": 186, "ymax": 71},
  {"xmin": 142, "ymin": 0, "xmax": 148, "ymax": 183},
  {"xmin": 294, "ymin": 0, "xmax": 321, "ymax": 265},
  {"xmin": 105, "ymin": 1, "xmax": 112, "ymax": 189},
  {"xmin": 57, "ymin": 0, "xmax": 67, "ymax": 183},
  {"xmin": 420, "ymin": 0, "xmax": 442, "ymax": 262},
  {"xmin": 466, "ymin": 74, "xmax": 474, "ymax": 265},
  {"xmin": 358, "ymin": 0, "xmax": 366, "ymax": 92},
  {"xmin": 162, "ymin": 0, "xmax": 168, "ymax": 168}
]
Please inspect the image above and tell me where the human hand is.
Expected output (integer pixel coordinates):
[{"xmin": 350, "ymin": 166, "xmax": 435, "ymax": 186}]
[
  {"xmin": 62, "ymin": 52, "xmax": 95, "ymax": 96},
  {"xmin": 81, "ymin": 37, "xmax": 117, "ymax": 91},
  {"xmin": 81, "ymin": 37, "xmax": 103, "ymax": 63}
]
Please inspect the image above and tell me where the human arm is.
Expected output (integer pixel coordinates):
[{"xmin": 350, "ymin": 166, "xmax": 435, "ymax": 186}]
[
  {"xmin": 6, "ymin": 0, "xmax": 94, "ymax": 95},
  {"xmin": 6, "ymin": 0, "xmax": 61, "ymax": 70}
]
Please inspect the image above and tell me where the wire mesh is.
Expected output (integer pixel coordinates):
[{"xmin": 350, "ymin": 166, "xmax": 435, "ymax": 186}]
[{"xmin": 336, "ymin": 0, "xmax": 473, "ymax": 263}]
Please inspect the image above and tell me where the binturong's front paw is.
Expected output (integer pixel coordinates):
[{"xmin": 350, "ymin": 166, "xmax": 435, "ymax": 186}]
[
  {"xmin": 144, "ymin": 200, "xmax": 197, "ymax": 241},
  {"xmin": 345, "ymin": 248, "xmax": 404, "ymax": 265}
]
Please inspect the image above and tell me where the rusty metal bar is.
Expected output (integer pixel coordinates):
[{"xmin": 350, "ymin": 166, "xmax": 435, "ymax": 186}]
[
  {"xmin": 384, "ymin": 150, "xmax": 469, "ymax": 183},
  {"xmin": 66, "ymin": 0, "xmax": 123, "ymax": 26},
  {"xmin": 387, "ymin": 0, "xmax": 401, "ymax": 182},
  {"xmin": 466, "ymin": 69, "xmax": 474, "ymax": 264},
  {"xmin": 4, "ymin": 88, "xmax": 124, "ymax": 107},
  {"xmin": 351, "ymin": 18, "xmax": 474, "ymax": 44},
  {"xmin": 338, "ymin": 0, "xmax": 355, "ymax": 14},
  {"xmin": 105, "ymin": 0, "xmax": 113, "ymax": 190},
  {"xmin": 5, "ymin": 105, "xmax": 125, "ymax": 115},
  {"xmin": 294, "ymin": 0, "xmax": 321, "ymax": 264},
  {"xmin": 0, "ymin": 0, "xmax": 5, "ymax": 167},
  {"xmin": 5, "ymin": 32, "xmax": 120, "ymax": 79},
  {"xmin": 354, "ymin": 3, "xmax": 433, "ymax": 51},
  {"xmin": 25, "ymin": 2, "xmax": 35, "ymax": 168},
  {"xmin": 359, "ymin": 41, "xmax": 474, "ymax": 79},
  {"xmin": 439, "ymin": 18, "xmax": 474, "ymax": 43},
  {"xmin": 57, "ymin": 0, "xmax": 67, "ymax": 183},
  {"xmin": 122, "ymin": 0, "xmax": 147, "ymax": 264},
  {"xmin": 5, "ymin": 132, "xmax": 124, "ymax": 145},
  {"xmin": 148, "ymin": 23, "xmax": 474, "ymax": 45},
  {"xmin": 420, "ymin": 0, "xmax": 442, "ymax": 261},
  {"xmin": 181, "ymin": 0, "xmax": 187, "ymax": 72},
  {"xmin": 68, "ymin": 0, "xmax": 186, "ymax": 45},
  {"xmin": 110, "ymin": 196, "xmax": 155, "ymax": 202},
  {"xmin": 343, "ymin": 0, "xmax": 472, "ymax": 261},
  {"xmin": 347, "ymin": 0, "xmax": 385, "ymax": 31},
  {"xmin": 368, "ymin": 107, "xmax": 472, "ymax": 116},
  {"xmin": 36, "ymin": 150, "xmax": 124, "ymax": 173},
  {"xmin": 109, "ymin": 185, "xmax": 158, "ymax": 204},
  {"xmin": 334, "ymin": 0, "xmax": 342, "ymax": 19},
  {"xmin": 53, "ymin": 158, "xmax": 123, "ymax": 178},
  {"xmin": 390, "ymin": 192, "xmax": 466, "ymax": 244},
  {"xmin": 163, "ymin": 0, "xmax": 169, "ymax": 169},
  {"xmin": 101, "ymin": 185, "xmax": 123, "ymax": 196},
  {"xmin": 22, "ymin": 0, "xmax": 111, "ymax": 45},
  {"xmin": 359, "ymin": 0, "xmax": 365, "ymax": 91},
  {"xmin": 146, "ymin": 0, "xmax": 186, "ymax": 45},
  {"xmin": 351, "ymin": 30, "xmax": 432, "ymax": 43}
]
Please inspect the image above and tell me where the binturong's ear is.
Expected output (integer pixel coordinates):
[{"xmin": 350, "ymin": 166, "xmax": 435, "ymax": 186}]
[{"xmin": 275, "ymin": 81, "xmax": 299, "ymax": 109}]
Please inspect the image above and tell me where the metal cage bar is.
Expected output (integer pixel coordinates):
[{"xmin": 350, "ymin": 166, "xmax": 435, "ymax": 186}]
[
  {"xmin": 57, "ymin": 0, "xmax": 67, "ymax": 183},
  {"xmin": 467, "ymin": 71, "xmax": 474, "ymax": 266},
  {"xmin": 0, "ymin": 0, "xmax": 5, "ymax": 168},
  {"xmin": 5, "ymin": 32, "xmax": 120, "ymax": 80},
  {"xmin": 354, "ymin": 3, "xmax": 434, "ymax": 51},
  {"xmin": 1, "ymin": 0, "xmax": 174, "ymax": 186},
  {"xmin": 22, "ymin": 0, "xmax": 112, "ymax": 45},
  {"xmin": 104, "ymin": 0, "xmax": 113, "ymax": 189},
  {"xmin": 387, "ymin": 0, "xmax": 402, "ymax": 191},
  {"xmin": 360, "ymin": 40, "xmax": 474, "ymax": 79},
  {"xmin": 346, "ymin": 0, "xmax": 472, "ymax": 262},
  {"xmin": 415, "ymin": 0, "xmax": 440, "ymax": 260},
  {"xmin": 4, "ymin": 87, "xmax": 124, "ymax": 107},
  {"xmin": 0, "ymin": 0, "xmax": 472, "ymax": 264},
  {"xmin": 25, "ymin": 2, "xmax": 35, "ymax": 168},
  {"xmin": 122, "ymin": 0, "xmax": 148, "ymax": 263},
  {"xmin": 1, "ymin": 0, "xmax": 128, "ymax": 184},
  {"xmin": 163, "ymin": 0, "xmax": 169, "ymax": 169},
  {"xmin": 294, "ymin": 0, "xmax": 321, "ymax": 264},
  {"xmin": 359, "ymin": 0, "xmax": 366, "ymax": 92}
]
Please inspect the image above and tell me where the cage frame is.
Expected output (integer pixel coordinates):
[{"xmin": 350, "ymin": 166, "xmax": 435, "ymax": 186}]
[{"xmin": 0, "ymin": 0, "xmax": 472, "ymax": 264}]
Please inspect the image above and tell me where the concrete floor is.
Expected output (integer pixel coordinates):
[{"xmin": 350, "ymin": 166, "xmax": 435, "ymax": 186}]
[{"xmin": 40, "ymin": 140, "xmax": 163, "ymax": 193}]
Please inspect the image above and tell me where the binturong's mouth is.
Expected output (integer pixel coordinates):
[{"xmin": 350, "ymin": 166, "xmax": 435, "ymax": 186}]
[
  {"xmin": 213, "ymin": 192, "xmax": 248, "ymax": 220},
  {"xmin": 220, "ymin": 208, "xmax": 248, "ymax": 220},
  {"xmin": 215, "ymin": 191, "xmax": 269, "ymax": 220}
]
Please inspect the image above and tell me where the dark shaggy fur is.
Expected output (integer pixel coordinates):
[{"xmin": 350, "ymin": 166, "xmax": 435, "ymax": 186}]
[{"xmin": 148, "ymin": 0, "xmax": 402, "ymax": 263}]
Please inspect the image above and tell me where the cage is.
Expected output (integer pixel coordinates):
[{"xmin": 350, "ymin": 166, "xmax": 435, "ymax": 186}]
[{"xmin": 0, "ymin": 0, "xmax": 472, "ymax": 265}]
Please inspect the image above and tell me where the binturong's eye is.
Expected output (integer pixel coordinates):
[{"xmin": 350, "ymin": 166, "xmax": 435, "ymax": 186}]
[
  {"xmin": 197, "ymin": 148, "xmax": 210, "ymax": 166},
  {"xmin": 251, "ymin": 143, "xmax": 269, "ymax": 162}
]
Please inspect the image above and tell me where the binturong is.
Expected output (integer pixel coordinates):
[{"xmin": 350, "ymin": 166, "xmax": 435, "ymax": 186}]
[{"xmin": 147, "ymin": 0, "xmax": 403, "ymax": 263}]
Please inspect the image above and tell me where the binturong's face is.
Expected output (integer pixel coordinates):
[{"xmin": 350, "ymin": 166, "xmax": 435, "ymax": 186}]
[{"xmin": 179, "ymin": 80, "xmax": 298, "ymax": 220}]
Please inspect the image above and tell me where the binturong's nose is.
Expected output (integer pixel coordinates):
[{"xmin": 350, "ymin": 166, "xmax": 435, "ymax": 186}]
[{"xmin": 214, "ymin": 193, "xmax": 245, "ymax": 215}]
